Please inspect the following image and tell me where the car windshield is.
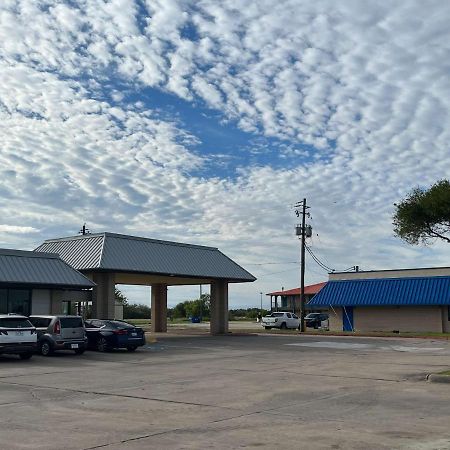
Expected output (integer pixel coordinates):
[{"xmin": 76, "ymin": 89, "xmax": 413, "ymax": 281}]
[
  {"xmin": 0, "ymin": 317, "xmax": 33, "ymax": 328},
  {"xmin": 270, "ymin": 313, "xmax": 285, "ymax": 317},
  {"xmin": 305, "ymin": 313, "xmax": 321, "ymax": 319}
]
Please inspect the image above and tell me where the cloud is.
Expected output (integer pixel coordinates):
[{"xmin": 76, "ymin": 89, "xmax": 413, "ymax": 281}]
[{"xmin": 0, "ymin": 1, "xmax": 449, "ymax": 307}]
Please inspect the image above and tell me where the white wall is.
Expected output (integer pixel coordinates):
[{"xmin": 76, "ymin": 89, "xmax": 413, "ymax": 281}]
[{"xmin": 31, "ymin": 289, "xmax": 51, "ymax": 314}]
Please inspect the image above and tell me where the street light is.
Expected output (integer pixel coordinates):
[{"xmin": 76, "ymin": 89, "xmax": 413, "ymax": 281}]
[{"xmin": 260, "ymin": 292, "xmax": 263, "ymax": 313}]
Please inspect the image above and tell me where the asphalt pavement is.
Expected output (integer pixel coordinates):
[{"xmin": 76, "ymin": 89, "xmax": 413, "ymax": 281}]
[{"xmin": 1, "ymin": 332, "xmax": 450, "ymax": 449}]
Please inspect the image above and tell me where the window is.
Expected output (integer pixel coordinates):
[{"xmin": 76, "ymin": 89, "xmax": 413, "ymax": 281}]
[
  {"xmin": 60, "ymin": 317, "xmax": 84, "ymax": 328},
  {"xmin": 0, "ymin": 317, "xmax": 33, "ymax": 328},
  {"xmin": 29, "ymin": 317, "xmax": 51, "ymax": 328},
  {"xmin": 0, "ymin": 289, "xmax": 31, "ymax": 316},
  {"xmin": 9, "ymin": 290, "xmax": 31, "ymax": 316},
  {"xmin": 0, "ymin": 289, "xmax": 7, "ymax": 314},
  {"xmin": 448, "ymin": 306, "xmax": 450, "ymax": 322}
]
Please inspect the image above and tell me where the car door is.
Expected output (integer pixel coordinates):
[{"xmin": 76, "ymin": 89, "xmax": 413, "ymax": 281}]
[{"xmin": 285, "ymin": 313, "xmax": 293, "ymax": 328}]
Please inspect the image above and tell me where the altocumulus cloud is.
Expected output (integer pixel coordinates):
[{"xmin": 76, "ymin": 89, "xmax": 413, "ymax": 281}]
[{"xmin": 0, "ymin": 0, "xmax": 449, "ymax": 306}]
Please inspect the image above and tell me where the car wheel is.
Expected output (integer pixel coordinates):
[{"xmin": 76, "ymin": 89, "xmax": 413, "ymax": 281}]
[
  {"xmin": 126, "ymin": 346, "xmax": 138, "ymax": 352},
  {"xmin": 74, "ymin": 348, "xmax": 85, "ymax": 355},
  {"xmin": 19, "ymin": 352, "xmax": 33, "ymax": 360},
  {"xmin": 96, "ymin": 337, "xmax": 109, "ymax": 352},
  {"xmin": 280, "ymin": 322, "xmax": 287, "ymax": 329},
  {"xmin": 40, "ymin": 341, "xmax": 53, "ymax": 356},
  {"xmin": 265, "ymin": 326, "xmax": 271, "ymax": 330}
]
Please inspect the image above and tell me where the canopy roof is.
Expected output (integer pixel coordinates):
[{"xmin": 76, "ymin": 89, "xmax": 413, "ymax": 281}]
[
  {"xmin": 308, "ymin": 276, "xmax": 450, "ymax": 306},
  {"xmin": 35, "ymin": 232, "xmax": 256, "ymax": 283},
  {"xmin": 0, "ymin": 249, "xmax": 95, "ymax": 289}
]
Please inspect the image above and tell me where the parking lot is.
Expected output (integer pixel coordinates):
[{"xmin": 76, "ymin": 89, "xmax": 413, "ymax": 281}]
[{"xmin": 1, "ymin": 332, "xmax": 450, "ymax": 450}]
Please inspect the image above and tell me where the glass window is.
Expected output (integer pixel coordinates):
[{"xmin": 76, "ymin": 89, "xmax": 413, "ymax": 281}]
[
  {"xmin": 8, "ymin": 289, "xmax": 31, "ymax": 316},
  {"xmin": 0, "ymin": 289, "xmax": 7, "ymax": 314},
  {"xmin": 0, "ymin": 317, "xmax": 33, "ymax": 328},
  {"xmin": 29, "ymin": 317, "xmax": 51, "ymax": 328},
  {"xmin": 60, "ymin": 317, "xmax": 83, "ymax": 328}
]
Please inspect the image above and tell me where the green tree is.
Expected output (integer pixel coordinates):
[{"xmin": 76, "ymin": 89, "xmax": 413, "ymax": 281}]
[
  {"xmin": 393, "ymin": 179, "xmax": 450, "ymax": 245},
  {"xmin": 115, "ymin": 288, "xmax": 128, "ymax": 305}
]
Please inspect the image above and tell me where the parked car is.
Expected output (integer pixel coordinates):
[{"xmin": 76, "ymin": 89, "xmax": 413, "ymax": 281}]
[
  {"xmin": 0, "ymin": 314, "xmax": 37, "ymax": 359},
  {"xmin": 29, "ymin": 315, "xmax": 88, "ymax": 356},
  {"xmin": 305, "ymin": 313, "xmax": 329, "ymax": 329},
  {"xmin": 261, "ymin": 312, "xmax": 300, "ymax": 330},
  {"xmin": 84, "ymin": 319, "xmax": 146, "ymax": 352}
]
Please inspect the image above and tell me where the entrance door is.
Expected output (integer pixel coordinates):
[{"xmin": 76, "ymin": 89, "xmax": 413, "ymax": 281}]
[{"xmin": 343, "ymin": 306, "xmax": 354, "ymax": 331}]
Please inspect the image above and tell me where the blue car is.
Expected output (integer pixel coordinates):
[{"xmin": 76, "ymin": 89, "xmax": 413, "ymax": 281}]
[{"xmin": 84, "ymin": 319, "xmax": 146, "ymax": 352}]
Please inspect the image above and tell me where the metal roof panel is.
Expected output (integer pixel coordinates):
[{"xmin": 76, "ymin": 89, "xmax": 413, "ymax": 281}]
[
  {"xmin": 308, "ymin": 276, "xmax": 450, "ymax": 306},
  {"xmin": 36, "ymin": 233, "xmax": 256, "ymax": 282},
  {"xmin": 0, "ymin": 249, "xmax": 95, "ymax": 288}
]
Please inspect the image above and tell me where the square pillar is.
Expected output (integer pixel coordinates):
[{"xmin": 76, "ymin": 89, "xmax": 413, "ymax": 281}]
[
  {"xmin": 151, "ymin": 284, "xmax": 168, "ymax": 332},
  {"xmin": 210, "ymin": 280, "xmax": 229, "ymax": 335},
  {"xmin": 91, "ymin": 273, "xmax": 116, "ymax": 319}
]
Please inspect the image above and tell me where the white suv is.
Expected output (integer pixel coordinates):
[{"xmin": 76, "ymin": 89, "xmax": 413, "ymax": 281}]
[{"xmin": 0, "ymin": 314, "xmax": 37, "ymax": 359}]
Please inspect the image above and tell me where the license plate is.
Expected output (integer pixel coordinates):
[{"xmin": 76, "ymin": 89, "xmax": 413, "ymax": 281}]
[
  {"xmin": 15, "ymin": 331, "xmax": 24, "ymax": 336},
  {"xmin": 71, "ymin": 344, "xmax": 79, "ymax": 349},
  {"xmin": 131, "ymin": 332, "xmax": 137, "ymax": 336}
]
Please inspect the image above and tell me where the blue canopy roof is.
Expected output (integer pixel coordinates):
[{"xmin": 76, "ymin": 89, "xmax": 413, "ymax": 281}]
[{"xmin": 308, "ymin": 276, "xmax": 450, "ymax": 307}]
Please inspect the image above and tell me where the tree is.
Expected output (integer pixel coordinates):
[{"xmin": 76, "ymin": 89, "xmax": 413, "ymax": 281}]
[
  {"xmin": 393, "ymin": 179, "xmax": 450, "ymax": 245},
  {"xmin": 115, "ymin": 288, "xmax": 128, "ymax": 305}
]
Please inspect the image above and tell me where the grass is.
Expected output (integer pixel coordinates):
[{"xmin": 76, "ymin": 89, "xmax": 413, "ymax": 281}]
[{"xmin": 438, "ymin": 370, "xmax": 450, "ymax": 376}]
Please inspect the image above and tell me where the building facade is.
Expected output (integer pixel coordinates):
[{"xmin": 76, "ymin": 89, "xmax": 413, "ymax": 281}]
[
  {"xmin": 267, "ymin": 282, "xmax": 326, "ymax": 314},
  {"xmin": 309, "ymin": 268, "xmax": 450, "ymax": 333},
  {"xmin": 0, "ymin": 249, "xmax": 94, "ymax": 316}
]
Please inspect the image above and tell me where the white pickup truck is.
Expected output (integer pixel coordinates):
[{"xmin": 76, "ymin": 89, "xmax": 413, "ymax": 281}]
[{"xmin": 261, "ymin": 312, "xmax": 300, "ymax": 330}]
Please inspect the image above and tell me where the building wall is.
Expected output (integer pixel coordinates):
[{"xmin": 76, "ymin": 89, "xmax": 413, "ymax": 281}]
[
  {"xmin": 442, "ymin": 306, "xmax": 450, "ymax": 333},
  {"xmin": 31, "ymin": 289, "xmax": 51, "ymax": 314},
  {"xmin": 355, "ymin": 307, "xmax": 443, "ymax": 332},
  {"xmin": 330, "ymin": 267, "xmax": 450, "ymax": 281},
  {"xmin": 327, "ymin": 306, "xmax": 445, "ymax": 332},
  {"xmin": 328, "ymin": 307, "xmax": 343, "ymax": 331}
]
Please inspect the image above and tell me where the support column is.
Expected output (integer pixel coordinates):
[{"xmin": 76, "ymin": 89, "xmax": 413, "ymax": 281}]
[
  {"xmin": 91, "ymin": 273, "xmax": 116, "ymax": 319},
  {"xmin": 151, "ymin": 284, "xmax": 168, "ymax": 332},
  {"xmin": 210, "ymin": 280, "xmax": 229, "ymax": 335}
]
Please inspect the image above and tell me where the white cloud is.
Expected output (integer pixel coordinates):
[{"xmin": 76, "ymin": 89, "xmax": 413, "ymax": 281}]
[{"xmin": 0, "ymin": 0, "xmax": 449, "ymax": 307}]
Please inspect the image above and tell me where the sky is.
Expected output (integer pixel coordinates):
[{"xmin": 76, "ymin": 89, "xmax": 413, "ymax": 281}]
[{"xmin": 1, "ymin": 0, "xmax": 449, "ymax": 309}]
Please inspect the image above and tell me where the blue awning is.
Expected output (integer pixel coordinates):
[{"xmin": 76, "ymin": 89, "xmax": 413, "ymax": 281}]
[{"xmin": 307, "ymin": 276, "xmax": 450, "ymax": 307}]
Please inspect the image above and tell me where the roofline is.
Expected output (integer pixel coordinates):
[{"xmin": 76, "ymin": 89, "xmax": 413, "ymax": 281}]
[
  {"xmin": 266, "ymin": 282, "xmax": 327, "ymax": 296},
  {"xmin": 41, "ymin": 232, "xmax": 220, "ymax": 251},
  {"xmin": 0, "ymin": 248, "xmax": 60, "ymax": 259},
  {"xmin": 0, "ymin": 282, "xmax": 94, "ymax": 290},
  {"xmin": 331, "ymin": 266, "xmax": 450, "ymax": 274},
  {"xmin": 327, "ymin": 275, "xmax": 450, "ymax": 283},
  {"xmin": 79, "ymin": 267, "xmax": 256, "ymax": 282}
]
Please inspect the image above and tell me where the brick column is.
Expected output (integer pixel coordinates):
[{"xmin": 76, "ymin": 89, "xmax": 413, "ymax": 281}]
[
  {"xmin": 151, "ymin": 284, "xmax": 168, "ymax": 332},
  {"xmin": 210, "ymin": 280, "xmax": 229, "ymax": 335}
]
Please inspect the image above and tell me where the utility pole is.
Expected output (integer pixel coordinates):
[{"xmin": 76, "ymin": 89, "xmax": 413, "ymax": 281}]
[{"xmin": 295, "ymin": 199, "xmax": 310, "ymax": 332}]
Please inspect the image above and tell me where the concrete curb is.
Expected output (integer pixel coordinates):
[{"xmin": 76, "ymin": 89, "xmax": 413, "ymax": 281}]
[{"xmin": 426, "ymin": 373, "xmax": 450, "ymax": 383}]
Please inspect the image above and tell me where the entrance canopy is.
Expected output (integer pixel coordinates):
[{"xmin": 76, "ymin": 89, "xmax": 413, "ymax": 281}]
[
  {"xmin": 36, "ymin": 232, "xmax": 255, "ymax": 334},
  {"xmin": 35, "ymin": 232, "xmax": 255, "ymax": 284}
]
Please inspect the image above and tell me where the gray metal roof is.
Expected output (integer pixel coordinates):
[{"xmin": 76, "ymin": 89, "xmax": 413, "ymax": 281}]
[
  {"xmin": 0, "ymin": 249, "xmax": 95, "ymax": 289},
  {"xmin": 35, "ymin": 233, "xmax": 256, "ymax": 282}
]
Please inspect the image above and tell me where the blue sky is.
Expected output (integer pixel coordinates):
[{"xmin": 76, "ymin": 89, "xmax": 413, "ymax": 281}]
[{"xmin": 0, "ymin": 0, "xmax": 449, "ymax": 308}]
